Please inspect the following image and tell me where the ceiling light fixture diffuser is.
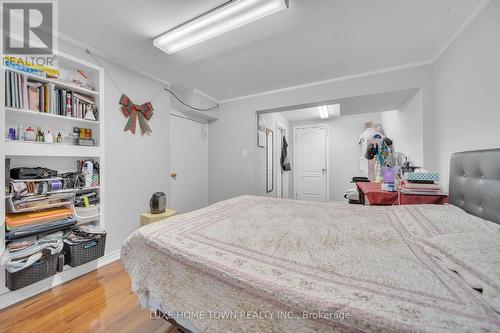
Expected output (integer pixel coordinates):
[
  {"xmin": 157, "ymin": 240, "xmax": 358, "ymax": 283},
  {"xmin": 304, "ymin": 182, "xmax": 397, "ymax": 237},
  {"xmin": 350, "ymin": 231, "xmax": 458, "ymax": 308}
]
[
  {"xmin": 319, "ymin": 105, "xmax": 329, "ymax": 119},
  {"xmin": 328, "ymin": 104, "xmax": 340, "ymax": 117},
  {"xmin": 319, "ymin": 104, "xmax": 340, "ymax": 119},
  {"xmin": 154, "ymin": 0, "xmax": 289, "ymax": 54}
]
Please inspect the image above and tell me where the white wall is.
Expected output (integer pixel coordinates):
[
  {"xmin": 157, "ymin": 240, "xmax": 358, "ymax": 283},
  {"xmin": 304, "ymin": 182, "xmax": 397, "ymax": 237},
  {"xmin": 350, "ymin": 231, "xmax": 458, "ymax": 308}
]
[
  {"xmin": 209, "ymin": 65, "xmax": 435, "ymax": 203},
  {"xmin": 381, "ymin": 89, "xmax": 424, "ymax": 167},
  {"xmin": 58, "ymin": 40, "xmax": 171, "ymax": 254},
  {"xmin": 434, "ymin": 1, "xmax": 500, "ymax": 189},
  {"xmin": 287, "ymin": 112, "xmax": 383, "ymax": 201},
  {"xmin": 331, "ymin": 113, "xmax": 384, "ymax": 201}
]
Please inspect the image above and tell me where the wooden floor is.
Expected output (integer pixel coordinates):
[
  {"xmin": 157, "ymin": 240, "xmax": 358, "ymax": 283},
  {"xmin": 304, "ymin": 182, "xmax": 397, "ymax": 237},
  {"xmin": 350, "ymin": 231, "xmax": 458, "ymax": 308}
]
[{"xmin": 0, "ymin": 261, "xmax": 179, "ymax": 333}]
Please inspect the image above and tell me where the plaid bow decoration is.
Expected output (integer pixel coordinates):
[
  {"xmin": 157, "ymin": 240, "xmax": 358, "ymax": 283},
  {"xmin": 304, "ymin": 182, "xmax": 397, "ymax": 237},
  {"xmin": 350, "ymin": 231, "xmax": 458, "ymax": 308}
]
[{"xmin": 119, "ymin": 94, "xmax": 154, "ymax": 134}]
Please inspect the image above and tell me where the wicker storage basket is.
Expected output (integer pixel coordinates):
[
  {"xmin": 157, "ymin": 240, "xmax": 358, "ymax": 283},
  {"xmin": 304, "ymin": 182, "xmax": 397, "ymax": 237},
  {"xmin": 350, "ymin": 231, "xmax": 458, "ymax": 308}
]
[
  {"xmin": 63, "ymin": 234, "xmax": 106, "ymax": 267},
  {"xmin": 5, "ymin": 249, "xmax": 62, "ymax": 291}
]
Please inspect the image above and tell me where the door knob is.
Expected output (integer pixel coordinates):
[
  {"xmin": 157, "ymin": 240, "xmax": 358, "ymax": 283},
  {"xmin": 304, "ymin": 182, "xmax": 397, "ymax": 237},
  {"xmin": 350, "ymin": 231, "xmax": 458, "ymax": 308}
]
[
  {"xmin": 171, "ymin": 171, "xmax": 177, "ymax": 179},
  {"xmin": 322, "ymin": 168, "xmax": 326, "ymax": 174}
]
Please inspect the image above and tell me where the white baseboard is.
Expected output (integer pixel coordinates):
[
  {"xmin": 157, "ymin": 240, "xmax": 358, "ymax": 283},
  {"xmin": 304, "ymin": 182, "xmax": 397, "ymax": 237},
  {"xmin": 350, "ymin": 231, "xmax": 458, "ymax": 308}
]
[{"xmin": 0, "ymin": 249, "xmax": 121, "ymax": 309}]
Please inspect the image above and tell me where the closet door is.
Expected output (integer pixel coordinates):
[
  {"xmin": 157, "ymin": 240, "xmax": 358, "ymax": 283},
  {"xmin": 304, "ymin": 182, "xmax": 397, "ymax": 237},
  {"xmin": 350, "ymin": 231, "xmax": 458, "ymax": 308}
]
[
  {"xmin": 294, "ymin": 126, "xmax": 328, "ymax": 202},
  {"xmin": 169, "ymin": 114, "xmax": 208, "ymax": 213}
]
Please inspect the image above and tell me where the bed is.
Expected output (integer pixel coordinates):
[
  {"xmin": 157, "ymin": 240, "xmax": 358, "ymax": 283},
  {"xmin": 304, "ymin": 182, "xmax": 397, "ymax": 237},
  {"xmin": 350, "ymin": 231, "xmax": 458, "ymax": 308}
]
[{"xmin": 121, "ymin": 149, "xmax": 500, "ymax": 333}]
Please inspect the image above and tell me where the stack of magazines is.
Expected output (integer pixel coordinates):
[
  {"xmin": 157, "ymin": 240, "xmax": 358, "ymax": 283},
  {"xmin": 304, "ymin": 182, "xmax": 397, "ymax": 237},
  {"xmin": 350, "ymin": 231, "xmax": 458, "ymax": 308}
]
[
  {"xmin": 5, "ymin": 207, "xmax": 76, "ymax": 240},
  {"xmin": 401, "ymin": 171, "xmax": 446, "ymax": 196}
]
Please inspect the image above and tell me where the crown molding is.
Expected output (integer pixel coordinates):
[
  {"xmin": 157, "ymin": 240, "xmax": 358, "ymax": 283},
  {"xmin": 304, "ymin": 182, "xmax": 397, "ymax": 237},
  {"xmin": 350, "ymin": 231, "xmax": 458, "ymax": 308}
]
[
  {"xmin": 432, "ymin": 0, "xmax": 490, "ymax": 62},
  {"xmin": 193, "ymin": 89, "xmax": 220, "ymax": 103},
  {"xmin": 57, "ymin": 0, "xmax": 491, "ymax": 105},
  {"xmin": 218, "ymin": 0, "xmax": 491, "ymax": 104},
  {"xmin": 58, "ymin": 33, "xmax": 223, "ymax": 101},
  {"xmin": 57, "ymin": 32, "xmax": 172, "ymax": 86},
  {"xmin": 219, "ymin": 60, "xmax": 434, "ymax": 103}
]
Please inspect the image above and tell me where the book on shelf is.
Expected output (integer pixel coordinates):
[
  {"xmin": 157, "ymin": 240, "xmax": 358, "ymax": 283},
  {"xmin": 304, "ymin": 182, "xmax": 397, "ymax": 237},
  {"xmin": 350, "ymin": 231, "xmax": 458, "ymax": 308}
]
[
  {"xmin": 60, "ymin": 89, "xmax": 67, "ymax": 116},
  {"xmin": 4, "ymin": 70, "xmax": 98, "ymax": 120},
  {"xmin": 55, "ymin": 89, "xmax": 59, "ymax": 115},
  {"xmin": 40, "ymin": 83, "xmax": 45, "ymax": 113},
  {"xmin": 7, "ymin": 71, "xmax": 11, "ymax": 106},
  {"xmin": 12, "ymin": 71, "xmax": 18, "ymax": 108},
  {"xmin": 27, "ymin": 82, "xmax": 42, "ymax": 111},
  {"xmin": 5, "ymin": 71, "xmax": 10, "ymax": 106},
  {"xmin": 43, "ymin": 83, "xmax": 50, "ymax": 113},
  {"xmin": 5, "ymin": 71, "xmax": 28, "ymax": 109},
  {"xmin": 66, "ymin": 92, "xmax": 72, "ymax": 117},
  {"xmin": 22, "ymin": 74, "xmax": 28, "ymax": 108},
  {"xmin": 51, "ymin": 83, "xmax": 56, "ymax": 114},
  {"xmin": 73, "ymin": 92, "xmax": 94, "ymax": 104}
]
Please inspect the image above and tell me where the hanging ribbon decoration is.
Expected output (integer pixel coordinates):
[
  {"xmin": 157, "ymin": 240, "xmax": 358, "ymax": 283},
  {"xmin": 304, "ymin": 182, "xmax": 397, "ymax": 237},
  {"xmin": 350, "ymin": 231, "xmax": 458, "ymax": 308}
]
[{"xmin": 119, "ymin": 94, "xmax": 154, "ymax": 135}]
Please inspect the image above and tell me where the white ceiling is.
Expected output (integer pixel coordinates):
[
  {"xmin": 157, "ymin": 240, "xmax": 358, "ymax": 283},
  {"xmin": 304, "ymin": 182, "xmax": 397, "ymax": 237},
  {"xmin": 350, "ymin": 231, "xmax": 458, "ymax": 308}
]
[
  {"xmin": 59, "ymin": 0, "xmax": 483, "ymax": 100},
  {"xmin": 278, "ymin": 88, "xmax": 419, "ymax": 122}
]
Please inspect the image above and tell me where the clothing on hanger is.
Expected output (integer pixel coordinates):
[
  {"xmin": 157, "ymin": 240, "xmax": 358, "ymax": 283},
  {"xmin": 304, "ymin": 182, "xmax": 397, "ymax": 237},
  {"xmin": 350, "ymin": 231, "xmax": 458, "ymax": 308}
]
[{"xmin": 281, "ymin": 136, "xmax": 291, "ymax": 171}]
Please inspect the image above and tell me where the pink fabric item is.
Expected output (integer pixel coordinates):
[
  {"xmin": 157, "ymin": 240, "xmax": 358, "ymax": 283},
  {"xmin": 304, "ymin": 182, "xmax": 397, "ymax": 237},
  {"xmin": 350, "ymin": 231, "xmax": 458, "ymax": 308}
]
[
  {"xmin": 357, "ymin": 182, "xmax": 398, "ymax": 205},
  {"xmin": 400, "ymin": 193, "xmax": 448, "ymax": 205},
  {"xmin": 357, "ymin": 181, "xmax": 448, "ymax": 205}
]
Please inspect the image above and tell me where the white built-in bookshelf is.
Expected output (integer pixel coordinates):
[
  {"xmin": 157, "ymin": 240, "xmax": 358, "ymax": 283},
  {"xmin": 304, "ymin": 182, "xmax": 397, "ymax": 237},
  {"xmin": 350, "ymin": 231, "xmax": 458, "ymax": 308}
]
[{"xmin": 0, "ymin": 51, "xmax": 105, "ymax": 306}]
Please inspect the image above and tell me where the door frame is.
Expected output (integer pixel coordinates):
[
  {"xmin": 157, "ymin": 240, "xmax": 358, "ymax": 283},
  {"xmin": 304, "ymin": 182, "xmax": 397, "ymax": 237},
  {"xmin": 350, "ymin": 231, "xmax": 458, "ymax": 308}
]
[{"xmin": 292, "ymin": 123, "xmax": 330, "ymax": 201}]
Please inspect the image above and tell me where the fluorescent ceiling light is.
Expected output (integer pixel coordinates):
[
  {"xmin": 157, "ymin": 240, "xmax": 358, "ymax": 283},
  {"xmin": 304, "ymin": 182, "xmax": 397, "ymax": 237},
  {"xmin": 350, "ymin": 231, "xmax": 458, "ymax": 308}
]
[
  {"xmin": 318, "ymin": 105, "xmax": 329, "ymax": 119},
  {"xmin": 318, "ymin": 104, "xmax": 340, "ymax": 119},
  {"xmin": 154, "ymin": 0, "xmax": 289, "ymax": 54},
  {"xmin": 328, "ymin": 104, "xmax": 340, "ymax": 117}
]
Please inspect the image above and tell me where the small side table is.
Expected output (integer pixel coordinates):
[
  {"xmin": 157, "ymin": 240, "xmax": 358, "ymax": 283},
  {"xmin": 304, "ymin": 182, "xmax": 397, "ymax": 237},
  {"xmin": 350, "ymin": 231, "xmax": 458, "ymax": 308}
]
[{"xmin": 140, "ymin": 209, "xmax": 177, "ymax": 227}]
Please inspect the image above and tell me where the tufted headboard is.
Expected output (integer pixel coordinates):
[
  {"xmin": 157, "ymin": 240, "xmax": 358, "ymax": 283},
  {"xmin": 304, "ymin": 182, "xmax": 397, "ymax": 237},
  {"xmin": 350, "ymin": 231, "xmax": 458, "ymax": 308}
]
[{"xmin": 449, "ymin": 148, "xmax": 500, "ymax": 224}]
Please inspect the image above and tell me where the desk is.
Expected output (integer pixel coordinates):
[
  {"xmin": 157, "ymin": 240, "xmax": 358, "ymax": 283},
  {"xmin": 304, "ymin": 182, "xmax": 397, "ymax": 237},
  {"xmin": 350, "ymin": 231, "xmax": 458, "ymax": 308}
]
[{"xmin": 356, "ymin": 182, "xmax": 448, "ymax": 205}]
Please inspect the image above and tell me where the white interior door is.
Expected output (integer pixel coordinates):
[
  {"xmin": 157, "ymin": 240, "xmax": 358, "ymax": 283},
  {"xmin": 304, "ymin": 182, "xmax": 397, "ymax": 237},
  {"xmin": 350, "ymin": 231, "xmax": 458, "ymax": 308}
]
[
  {"xmin": 170, "ymin": 114, "xmax": 208, "ymax": 213},
  {"xmin": 294, "ymin": 126, "xmax": 327, "ymax": 202}
]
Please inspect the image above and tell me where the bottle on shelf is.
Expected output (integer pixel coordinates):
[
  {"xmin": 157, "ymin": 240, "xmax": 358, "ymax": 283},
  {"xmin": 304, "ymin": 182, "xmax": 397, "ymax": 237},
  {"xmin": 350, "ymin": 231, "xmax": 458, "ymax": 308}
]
[
  {"xmin": 16, "ymin": 124, "xmax": 23, "ymax": 140},
  {"xmin": 25, "ymin": 127, "xmax": 36, "ymax": 141},
  {"xmin": 45, "ymin": 130, "xmax": 54, "ymax": 143},
  {"xmin": 36, "ymin": 127, "xmax": 44, "ymax": 142}
]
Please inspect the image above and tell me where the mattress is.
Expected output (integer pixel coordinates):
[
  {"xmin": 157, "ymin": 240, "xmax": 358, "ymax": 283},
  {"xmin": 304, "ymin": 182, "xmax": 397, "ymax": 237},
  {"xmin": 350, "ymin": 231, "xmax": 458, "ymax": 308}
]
[{"xmin": 121, "ymin": 195, "xmax": 500, "ymax": 332}]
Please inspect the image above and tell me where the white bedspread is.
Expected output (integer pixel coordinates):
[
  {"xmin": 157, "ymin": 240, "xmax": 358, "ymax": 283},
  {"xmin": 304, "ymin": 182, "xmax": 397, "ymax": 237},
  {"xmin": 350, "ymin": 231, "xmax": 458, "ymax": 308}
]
[{"xmin": 121, "ymin": 195, "xmax": 500, "ymax": 332}]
